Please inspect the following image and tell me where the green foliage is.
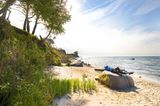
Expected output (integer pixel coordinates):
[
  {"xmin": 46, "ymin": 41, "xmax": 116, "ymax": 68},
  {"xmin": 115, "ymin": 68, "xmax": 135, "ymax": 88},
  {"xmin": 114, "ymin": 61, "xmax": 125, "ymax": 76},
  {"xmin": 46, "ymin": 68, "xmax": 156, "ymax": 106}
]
[
  {"xmin": 0, "ymin": 1, "xmax": 4, "ymax": 9},
  {"xmin": 57, "ymin": 49, "xmax": 71, "ymax": 65},
  {"xmin": 32, "ymin": 0, "xmax": 71, "ymax": 33},
  {"xmin": 1, "ymin": 0, "xmax": 71, "ymax": 37},
  {"xmin": 97, "ymin": 73, "xmax": 110, "ymax": 86},
  {"xmin": 0, "ymin": 21, "xmax": 63, "ymax": 106},
  {"xmin": 45, "ymin": 46, "xmax": 62, "ymax": 66},
  {"xmin": 0, "ymin": 32, "xmax": 49, "ymax": 106},
  {"xmin": 18, "ymin": 0, "xmax": 71, "ymax": 35},
  {"xmin": 11, "ymin": 77, "xmax": 53, "ymax": 106},
  {"xmin": 0, "ymin": 20, "xmax": 96, "ymax": 106}
]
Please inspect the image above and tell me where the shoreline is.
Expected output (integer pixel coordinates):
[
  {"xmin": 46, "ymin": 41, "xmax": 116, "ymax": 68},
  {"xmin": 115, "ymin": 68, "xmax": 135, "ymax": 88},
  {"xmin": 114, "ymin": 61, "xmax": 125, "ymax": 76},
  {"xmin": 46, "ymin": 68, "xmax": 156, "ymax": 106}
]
[
  {"xmin": 51, "ymin": 66, "xmax": 160, "ymax": 106},
  {"xmin": 132, "ymin": 73, "xmax": 160, "ymax": 84},
  {"xmin": 50, "ymin": 64, "xmax": 160, "ymax": 84},
  {"xmin": 81, "ymin": 56, "xmax": 160, "ymax": 84}
]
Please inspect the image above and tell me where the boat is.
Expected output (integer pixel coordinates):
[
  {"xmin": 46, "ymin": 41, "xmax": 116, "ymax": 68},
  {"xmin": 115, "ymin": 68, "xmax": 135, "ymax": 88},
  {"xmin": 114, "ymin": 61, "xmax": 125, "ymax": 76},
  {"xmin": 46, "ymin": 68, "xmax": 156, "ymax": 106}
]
[{"xmin": 131, "ymin": 58, "xmax": 135, "ymax": 60}]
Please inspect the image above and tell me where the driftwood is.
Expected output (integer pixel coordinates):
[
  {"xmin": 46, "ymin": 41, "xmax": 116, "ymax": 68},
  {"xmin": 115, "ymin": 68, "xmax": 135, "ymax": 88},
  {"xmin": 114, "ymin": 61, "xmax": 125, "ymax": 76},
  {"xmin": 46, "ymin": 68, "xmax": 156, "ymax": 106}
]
[{"xmin": 95, "ymin": 68, "xmax": 104, "ymax": 71}]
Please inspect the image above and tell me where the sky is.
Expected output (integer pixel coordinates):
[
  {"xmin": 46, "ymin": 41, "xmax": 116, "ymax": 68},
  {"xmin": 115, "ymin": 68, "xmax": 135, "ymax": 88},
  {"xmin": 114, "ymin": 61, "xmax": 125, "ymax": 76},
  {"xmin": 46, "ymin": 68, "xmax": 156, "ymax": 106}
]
[{"xmin": 10, "ymin": 0, "xmax": 160, "ymax": 56}]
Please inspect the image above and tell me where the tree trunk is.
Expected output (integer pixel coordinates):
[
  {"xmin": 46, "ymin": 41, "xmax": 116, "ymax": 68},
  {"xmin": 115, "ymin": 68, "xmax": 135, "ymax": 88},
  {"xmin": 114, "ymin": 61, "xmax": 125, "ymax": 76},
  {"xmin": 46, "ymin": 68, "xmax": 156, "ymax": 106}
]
[
  {"xmin": 32, "ymin": 15, "xmax": 39, "ymax": 34},
  {"xmin": 6, "ymin": 10, "xmax": 11, "ymax": 21},
  {"xmin": 27, "ymin": 19, "xmax": 30, "ymax": 33},
  {"xmin": 23, "ymin": 4, "xmax": 29, "ymax": 31},
  {"xmin": 23, "ymin": 19, "xmax": 27, "ymax": 31},
  {"xmin": 40, "ymin": 35, "xmax": 43, "ymax": 40},
  {"xmin": 43, "ymin": 29, "xmax": 52, "ymax": 42},
  {"xmin": 1, "ymin": 9, "xmax": 7, "ymax": 19},
  {"xmin": 0, "ymin": 0, "xmax": 16, "ymax": 19}
]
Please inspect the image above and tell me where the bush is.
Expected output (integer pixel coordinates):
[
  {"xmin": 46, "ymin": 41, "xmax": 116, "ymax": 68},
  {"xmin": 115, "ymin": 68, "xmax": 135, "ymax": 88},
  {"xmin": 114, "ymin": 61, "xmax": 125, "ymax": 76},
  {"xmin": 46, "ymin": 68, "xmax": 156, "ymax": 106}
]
[
  {"xmin": 0, "ymin": 19, "xmax": 97, "ymax": 106},
  {"xmin": 97, "ymin": 73, "xmax": 110, "ymax": 86},
  {"xmin": 0, "ymin": 20, "xmax": 61, "ymax": 106},
  {"xmin": 0, "ymin": 34, "xmax": 51, "ymax": 106}
]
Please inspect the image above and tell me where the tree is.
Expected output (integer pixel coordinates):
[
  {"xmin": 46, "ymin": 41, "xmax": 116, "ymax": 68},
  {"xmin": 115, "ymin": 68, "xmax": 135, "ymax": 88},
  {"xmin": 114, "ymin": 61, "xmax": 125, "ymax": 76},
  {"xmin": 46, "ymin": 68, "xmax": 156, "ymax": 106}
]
[
  {"xmin": 1, "ymin": 0, "xmax": 71, "ymax": 39},
  {"xmin": 16, "ymin": 0, "xmax": 71, "ymax": 38},
  {"xmin": 0, "ymin": 0, "xmax": 16, "ymax": 19},
  {"xmin": 18, "ymin": 0, "xmax": 36, "ymax": 32},
  {"xmin": 31, "ymin": 0, "xmax": 71, "ymax": 40},
  {"xmin": 41, "ymin": 0, "xmax": 70, "ymax": 41}
]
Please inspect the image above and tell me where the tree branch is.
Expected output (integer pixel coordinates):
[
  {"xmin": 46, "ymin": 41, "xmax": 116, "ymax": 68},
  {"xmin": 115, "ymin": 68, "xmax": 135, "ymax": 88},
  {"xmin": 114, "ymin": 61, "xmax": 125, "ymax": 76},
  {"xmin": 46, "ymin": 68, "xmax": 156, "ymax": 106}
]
[
  {"xmin": 32, "ymin": 15, "xmax": 39, "ymax": 34},
  {"xmin": 0, "ymin": 0, "xmax": 16, "ymax": 19},
  {"xmin": 42, "ymin": 29, "xmax": 52, "ymax": 42},
  {"xmin": 28, "ymin": 14, "xmax": 36, "ymax": 19}
]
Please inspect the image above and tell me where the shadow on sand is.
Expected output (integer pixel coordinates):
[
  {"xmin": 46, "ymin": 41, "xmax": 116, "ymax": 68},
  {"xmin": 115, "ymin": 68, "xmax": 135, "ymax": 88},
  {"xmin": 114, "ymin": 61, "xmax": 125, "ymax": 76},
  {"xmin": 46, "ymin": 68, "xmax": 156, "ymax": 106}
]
[{"xmin": 114, "ymin": 86, "xmax": 140, "ymax": 93}]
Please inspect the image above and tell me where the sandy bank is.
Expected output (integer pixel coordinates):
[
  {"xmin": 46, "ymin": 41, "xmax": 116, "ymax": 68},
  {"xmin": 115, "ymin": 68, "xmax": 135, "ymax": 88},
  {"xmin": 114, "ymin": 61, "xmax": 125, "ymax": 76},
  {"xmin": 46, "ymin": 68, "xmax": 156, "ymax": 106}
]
[{"xmin": 50, "ymin": 66, "xmax": 160, "ymax": 106}]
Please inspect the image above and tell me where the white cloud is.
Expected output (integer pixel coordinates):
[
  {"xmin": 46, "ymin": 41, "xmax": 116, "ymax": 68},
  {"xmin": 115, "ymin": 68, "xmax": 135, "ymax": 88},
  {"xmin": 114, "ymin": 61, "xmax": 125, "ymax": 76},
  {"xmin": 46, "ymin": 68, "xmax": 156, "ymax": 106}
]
[
  {"xmin": 134, "ymin": 0, "xmax": 160, "ymax": 15},
  {"xmin": 8, "ymin": 0, "xmax": 160, "ymax": 56},
  {"xmin": 55, "ymin": 0, "xmax": 160, "ymax": 56},
  {"xmin": 82, "ymin": 0, "xmax": 127, "ymax": 23}
]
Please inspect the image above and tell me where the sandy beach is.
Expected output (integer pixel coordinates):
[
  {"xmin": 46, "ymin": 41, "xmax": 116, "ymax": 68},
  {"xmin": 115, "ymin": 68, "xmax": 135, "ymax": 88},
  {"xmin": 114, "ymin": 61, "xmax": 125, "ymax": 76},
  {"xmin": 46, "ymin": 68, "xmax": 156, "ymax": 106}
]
[{"xmin": 50, "ymin": 66, "xmax": 160, "ymax": 106}]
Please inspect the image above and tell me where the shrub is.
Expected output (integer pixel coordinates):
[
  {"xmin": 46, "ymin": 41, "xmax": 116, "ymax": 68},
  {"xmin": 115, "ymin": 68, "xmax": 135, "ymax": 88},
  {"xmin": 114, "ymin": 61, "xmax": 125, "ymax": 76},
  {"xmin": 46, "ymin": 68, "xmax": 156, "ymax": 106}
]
[
  {"xmin": 0, "ymin": 20, "xmax": 61, "ymax": 106},
  {"xmin": 0, "ymin": 19, "xmax": 97, "ymax": 106},
  {"xmin": 97, "ymin": 73, "xmax": 110, "ymax": 86}
]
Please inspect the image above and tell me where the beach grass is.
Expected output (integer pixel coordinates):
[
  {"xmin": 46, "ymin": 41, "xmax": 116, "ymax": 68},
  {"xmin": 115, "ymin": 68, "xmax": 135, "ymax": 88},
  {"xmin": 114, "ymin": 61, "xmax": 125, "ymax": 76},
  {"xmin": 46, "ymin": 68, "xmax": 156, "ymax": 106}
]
[{"xmin": 51, "ymin": 78, "xmax": 97, "ymax": 97}]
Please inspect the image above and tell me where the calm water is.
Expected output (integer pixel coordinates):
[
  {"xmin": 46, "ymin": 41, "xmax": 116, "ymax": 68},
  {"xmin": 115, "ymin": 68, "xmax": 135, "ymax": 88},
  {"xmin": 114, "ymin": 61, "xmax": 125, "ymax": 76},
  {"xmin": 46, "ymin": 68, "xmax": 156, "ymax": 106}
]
[{"xmin": 82, "ymin": 56, "xmax": 160, "ymax": 81}]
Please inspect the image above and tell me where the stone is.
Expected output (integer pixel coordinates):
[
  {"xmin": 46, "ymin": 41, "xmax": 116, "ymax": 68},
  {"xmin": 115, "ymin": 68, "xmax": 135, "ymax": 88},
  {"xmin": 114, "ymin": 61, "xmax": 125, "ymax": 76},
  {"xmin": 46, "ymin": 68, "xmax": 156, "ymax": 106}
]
[{"xmin": 70, "ymin": 60, "xmax": 84, "ymax": 67}]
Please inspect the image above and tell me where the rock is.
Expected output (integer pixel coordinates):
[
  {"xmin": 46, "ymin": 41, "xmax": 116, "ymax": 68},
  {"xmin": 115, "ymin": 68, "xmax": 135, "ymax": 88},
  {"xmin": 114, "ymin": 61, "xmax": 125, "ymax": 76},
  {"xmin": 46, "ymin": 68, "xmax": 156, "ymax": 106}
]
[
  {"xmin": 70, "ymin": 62, "xmax": 83, "ymax": 67},
  {"xmin": 103, "ymin": 71, "xmax": 135, "ymax": 89},
  {"xmin": 70, "ymin": 60, "xmax": 84, "ymax": 67}
]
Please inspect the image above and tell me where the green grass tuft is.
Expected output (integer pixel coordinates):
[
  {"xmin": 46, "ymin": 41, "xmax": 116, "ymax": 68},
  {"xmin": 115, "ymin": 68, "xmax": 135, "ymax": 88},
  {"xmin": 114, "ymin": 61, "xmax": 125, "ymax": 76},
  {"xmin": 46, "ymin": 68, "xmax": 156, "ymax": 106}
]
[
  {"xmin": 50, "ymin": 78, "xmax": 97, "ymax": 98},
  {"xmin": 97, "ymin": 73, "xmax": 110, "ymax": 87}
]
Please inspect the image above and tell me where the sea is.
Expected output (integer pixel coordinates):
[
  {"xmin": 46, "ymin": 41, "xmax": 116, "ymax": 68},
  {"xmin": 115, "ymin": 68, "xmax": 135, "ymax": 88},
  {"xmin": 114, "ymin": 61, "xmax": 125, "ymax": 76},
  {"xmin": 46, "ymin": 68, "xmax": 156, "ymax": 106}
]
[{"xmin": 82, "ymin": 56, "xmax": 160, "ymax": 82}]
